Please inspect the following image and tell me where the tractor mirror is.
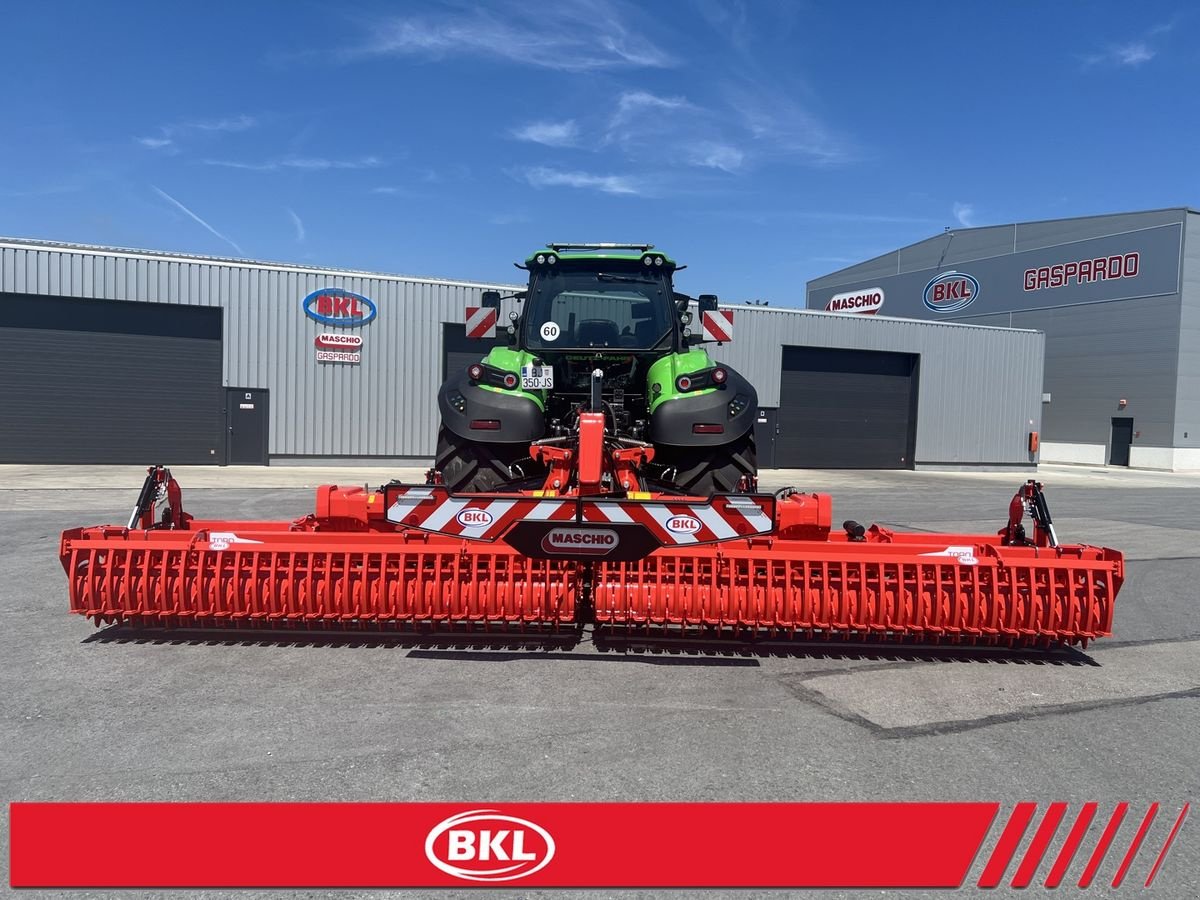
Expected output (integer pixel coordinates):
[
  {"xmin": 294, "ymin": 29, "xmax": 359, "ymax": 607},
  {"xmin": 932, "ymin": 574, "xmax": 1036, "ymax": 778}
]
[
  {"xmin": 481, "ymin": 290, "xmax": 502, "ymax": 310},
  {"xmin": 698, "ymin": 294, "xmax": 718, "ymax": 314}
]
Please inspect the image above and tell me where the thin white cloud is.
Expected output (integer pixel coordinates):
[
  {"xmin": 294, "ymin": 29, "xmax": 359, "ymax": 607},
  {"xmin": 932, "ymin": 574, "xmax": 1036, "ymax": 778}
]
[
  {"xmin": 701, "ymin": 208, "xmax": 940, "ymax": 225},
  {"xmin": 151, "ymin": 185, "xmax": 244, "ymax": 255},
  {"xmin": 136, "ymin": 115, "xmax": 257, "ymax": 151},
  {"xmin": 371, "ymin": 186, "xmax": 401, "ymax": 195},
  {"xmin": 187, "ymin": 115, "xmax": 257, "ymax": 133},
  {"xmin": 604, "ymin": 90, "xmax": 702, "ymax": 159},
  {"xmin": 733, "ymin": 92, "xmax": 854, "ymax": 166},
  {"xmin": 953, "ymin": 202, "xmax": 976, "ymax": 228},
  {"xmin": 281, "ymin": 155, "xmax": 381, "ymax": 170},
  {"xmin": 520, "ymin": 166, "xmax": 640, "ymax": 195},
  {"xmin": 200, "ymin": 159, "xmax": 277, "ymax": 171},
  {"xmin": 609, "ymin": 90, "xmax": 692, "ymax": 132},
  {"xmin": 286, "ymin": 207, "xmax": 305, "ymax": 242},
  {"xmin": 686, "ymin": 141, "xmax": 745, "ymax": 173},
  {"xmin": 511, "ymin": 120, "xmax": 579, "ymax": 147},
  {"xmin": 1081, "ymin": 21, "xmax": 1173, "ymax": 68},
  {"xmin": 202, "ymin": 156, "xmax": 383, "ymax": 171},
  {"xmin": 350, "ymin": 0, "xmax": 672, "ymax": 71}
]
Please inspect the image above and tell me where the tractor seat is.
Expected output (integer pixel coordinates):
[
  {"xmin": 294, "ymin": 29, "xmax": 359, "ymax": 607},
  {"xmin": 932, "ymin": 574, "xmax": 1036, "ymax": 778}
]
[{"xmin": 576, "ymin": 319, "xmax": 620, "ymax": 346}]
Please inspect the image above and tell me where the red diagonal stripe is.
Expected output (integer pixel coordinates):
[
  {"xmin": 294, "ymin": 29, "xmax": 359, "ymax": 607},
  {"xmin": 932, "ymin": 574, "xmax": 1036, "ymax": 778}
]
[
  {"xmin": 1011, "ymin": 801, "xmax": 1067, "ymax": 887},
  {"xmin": 1145, "ymin": 802, "xmax": 1189, "ymax": 887},
  {"xmin": 1111, "ymin": 803, "xmax": 1158, "ymax": 888},
  {"xmin": 1078, "ymin": 802, "xmax": 1128, "ymax": 888},
  {"xmin": 702, "ymin": 311, "xmax": 731, "ymax": 342},
  {"xmin": 1045, "ymin": 801, "xmax": 1097, "ymax": 888},
  {"xmin": 978, "ymin": 802, "xmax": 1037, "ymax": 887}
]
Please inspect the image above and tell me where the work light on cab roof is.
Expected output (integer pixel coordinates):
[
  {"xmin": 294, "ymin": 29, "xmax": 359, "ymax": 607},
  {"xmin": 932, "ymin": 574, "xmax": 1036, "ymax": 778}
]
[{"xmin": 524, "ymin": 242, "xmax": 676, "ymax": 271}]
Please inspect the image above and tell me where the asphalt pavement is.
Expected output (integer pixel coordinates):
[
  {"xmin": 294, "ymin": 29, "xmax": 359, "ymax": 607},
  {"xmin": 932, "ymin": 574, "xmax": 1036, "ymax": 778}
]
[{"xmin": 1, "ymin": 465, "xmax": 1197, "ymax": 899}]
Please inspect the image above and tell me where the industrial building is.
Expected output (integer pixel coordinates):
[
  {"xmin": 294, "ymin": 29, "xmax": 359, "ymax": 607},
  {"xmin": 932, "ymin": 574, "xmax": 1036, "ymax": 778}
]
[
  {"xmin": 808, "ymin": 207, "xmax": 1200, "ymax": 470},
  {"xmin": 1, "ymin": 236, "xmax": 1042, "ymax": 469}
]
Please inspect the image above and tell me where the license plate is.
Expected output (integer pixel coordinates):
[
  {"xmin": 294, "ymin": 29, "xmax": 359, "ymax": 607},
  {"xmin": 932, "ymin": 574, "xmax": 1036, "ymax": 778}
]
[{"xmin": 521, "ymin": 366, "xmax": 554, "ymax": 390}]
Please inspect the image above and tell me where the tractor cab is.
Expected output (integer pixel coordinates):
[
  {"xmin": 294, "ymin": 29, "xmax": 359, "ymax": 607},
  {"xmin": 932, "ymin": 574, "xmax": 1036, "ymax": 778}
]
[{"xmin": 520, "ymin": 244, "xmax": 681, "ymax": 354}]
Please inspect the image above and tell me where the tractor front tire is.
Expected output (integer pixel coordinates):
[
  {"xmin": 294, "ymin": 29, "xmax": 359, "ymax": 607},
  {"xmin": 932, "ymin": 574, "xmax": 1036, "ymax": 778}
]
[
  {"xmin": 662, "ymin": 430, "xmax": 757, "ymax": 496},
  {"xmin": 435, "ymin": 426, "xmax": 525, "ymax": 493}
]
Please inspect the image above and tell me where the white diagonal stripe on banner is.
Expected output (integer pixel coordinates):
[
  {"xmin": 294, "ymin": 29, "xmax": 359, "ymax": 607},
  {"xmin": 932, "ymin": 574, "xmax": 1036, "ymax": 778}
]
[
  {"xmin": 731, "ymin": 502, "xmax": 773, "ymax": 534},
  {"xmin": 456, "ymin": 499, "xmax": 517, "ymax": 539},
  {"xmin": 644, "ymin": 503, "xmax": 698, "ymax": 544},
  {"xmin": 527, "ymin": 499, "xmax": 568, "ymax": 520},
  {"xmin": 386, "ymin": 488, "xmax": 434, "ymax": 523},
  {"xmin": 596, "ymin": 503, "xmax": 635, "ymax": 523},
  {"xmin": 422, "ymin": 497, "xmax": 473, "ymax": 532},
  {"xmin": 691, "ymin": 503, "xmax": 739, "ymax": 540}
]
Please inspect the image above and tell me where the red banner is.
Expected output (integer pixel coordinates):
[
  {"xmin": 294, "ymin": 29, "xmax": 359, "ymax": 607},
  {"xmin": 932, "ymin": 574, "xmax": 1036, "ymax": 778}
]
[{"xmin": 8, "ymin": 801, "xmax": 1186, "ymax": 889}]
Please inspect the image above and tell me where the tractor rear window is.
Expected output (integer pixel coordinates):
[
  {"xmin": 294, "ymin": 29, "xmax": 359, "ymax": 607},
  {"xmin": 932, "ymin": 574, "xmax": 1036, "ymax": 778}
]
[{"xmin": 525, "ymin": 272, "xmax": 672, "ymax": 350}]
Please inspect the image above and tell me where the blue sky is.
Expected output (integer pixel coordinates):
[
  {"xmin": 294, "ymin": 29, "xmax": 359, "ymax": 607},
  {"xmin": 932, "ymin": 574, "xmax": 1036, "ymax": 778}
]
[{"xmin": 1, "ymin": 1, "xmax": 1192, "ymax": 303}]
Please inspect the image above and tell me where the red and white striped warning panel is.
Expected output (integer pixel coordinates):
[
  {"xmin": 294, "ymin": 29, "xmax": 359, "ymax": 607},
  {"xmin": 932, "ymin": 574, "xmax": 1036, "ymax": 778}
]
[
  {"xmin": 464, "ymin": 306, "xmax": 497, "ymax": 339},
  {"xmin": 701, "ymin": 309, "xmax": 733, "ymax": 342},
  {"xmin": 384, "ymin": 486, "xmax": 775, "ymax": 548}
]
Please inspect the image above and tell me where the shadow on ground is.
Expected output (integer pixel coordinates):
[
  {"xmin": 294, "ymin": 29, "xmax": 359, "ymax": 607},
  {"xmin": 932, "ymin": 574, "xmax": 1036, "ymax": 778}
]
[{"xmin": 83, "ymin": 622, "xmax": 1100, "ymax": 667}]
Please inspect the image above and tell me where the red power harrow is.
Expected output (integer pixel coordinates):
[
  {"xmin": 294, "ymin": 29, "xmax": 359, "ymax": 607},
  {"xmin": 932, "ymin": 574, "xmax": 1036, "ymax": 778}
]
[{"xmin": 60, "ymin": 414, "xmax": 1122, "ymax": 648}]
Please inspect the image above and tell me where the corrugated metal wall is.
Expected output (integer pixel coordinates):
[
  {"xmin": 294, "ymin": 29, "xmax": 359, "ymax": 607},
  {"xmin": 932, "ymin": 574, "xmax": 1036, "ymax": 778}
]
[
  {"xmin": 1176, "ymin": 213, "xmax": 1200, "ymax": 449},
  {"xmin": 0, "ymin": 240, "xmax": 520, "ymax": 459},
  {"xmin": 1, "ymin": 238, "xmax": 1042, "ymax": 465},
  {"xmin": 709, "ymin": 308, "xmax": 1044, "ymax": 465},
  {"xmin": 804, "ymin": 209, "xmax": 1188, "ymax": 450}
]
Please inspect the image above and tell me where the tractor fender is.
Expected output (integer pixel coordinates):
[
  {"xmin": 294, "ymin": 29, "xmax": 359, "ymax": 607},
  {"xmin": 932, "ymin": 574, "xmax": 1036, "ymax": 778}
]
[
  {"xmin": 649, "ymin": 367, "xmax": 758, "ymax": 447},
  {"xmin": 438, "ymin": 366, "xmax": 545, "ymax": 443}
]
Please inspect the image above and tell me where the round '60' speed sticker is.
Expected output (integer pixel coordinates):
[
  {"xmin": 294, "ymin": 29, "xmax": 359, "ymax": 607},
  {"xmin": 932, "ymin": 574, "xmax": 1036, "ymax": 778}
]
[{"xmin": 540, "ymin": 322, "xmax": 561, "ymax": 341}]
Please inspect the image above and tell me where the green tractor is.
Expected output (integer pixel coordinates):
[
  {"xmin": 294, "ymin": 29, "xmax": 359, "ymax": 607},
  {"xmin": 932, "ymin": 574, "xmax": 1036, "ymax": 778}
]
[{"xmin": 436, "ymin": 243, "xmax": 757, "ymax": 495}]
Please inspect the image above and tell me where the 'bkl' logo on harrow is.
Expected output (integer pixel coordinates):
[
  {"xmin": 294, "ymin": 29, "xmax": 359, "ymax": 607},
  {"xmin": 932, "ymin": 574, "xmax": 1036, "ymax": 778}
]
[
  {"xmin": 302, "ymin": 288, "xmax": 378, "ymax": 327},
  {"xmin": 425, "ymin": 809, "xmax": 555, "ymax": 882},
  {"xmin": 665, "ymin": 515, "xmax": 701, "ymax": 534},
  {"xmin": 540, "ymin": 527, "xmax": 619, "ymax": 556},
  {"xmin": 923, "ymin": 271, "xmax": 979, "ymax": 314},
  {"xmin": 455, "ymin": 508, "xmax": 495, "ymax": 528}
]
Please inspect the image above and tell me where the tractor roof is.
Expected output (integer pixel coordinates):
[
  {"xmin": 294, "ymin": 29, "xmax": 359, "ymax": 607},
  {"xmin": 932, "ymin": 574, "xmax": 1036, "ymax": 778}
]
[{"xmin": 524, "ymin": 243, "xmax": 677, "ymax": 269}]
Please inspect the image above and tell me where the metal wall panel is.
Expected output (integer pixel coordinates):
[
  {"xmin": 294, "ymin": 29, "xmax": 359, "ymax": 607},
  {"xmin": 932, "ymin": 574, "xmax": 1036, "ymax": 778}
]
[
  {"xmin": 1176, "ymin": 213, "xmax": 1200, "ymax": 448},
  {"xmin": 0, "ymin": 239, "xmax": 519, "ymax": 460},
  {"xmin": 999, "ymin": 300, "xmax": 1180, "ymax": 445},
  {"xmin": 808, "ymin": 224, "xmax": 1183, "ymax": 318},
  {"xmin": 709, "ymin": 308, "xmax": 1043, "ymax": 465},
  {"xmin": 0, "ymin": 238, "xmax": 1042, "ymax": 465},
  {"xmin": 810, "ymin": 209, "xmax": 1189, "ymax": 292},
  {"xmin": 806, "ymin": 209, "xmax": 1189, "ymax": 451}
]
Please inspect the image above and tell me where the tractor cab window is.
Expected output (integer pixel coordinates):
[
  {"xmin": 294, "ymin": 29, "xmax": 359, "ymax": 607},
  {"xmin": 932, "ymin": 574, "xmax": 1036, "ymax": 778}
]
[{"xmin": 525, "ymin": 271, "xmax": 672, "ymax": 351}]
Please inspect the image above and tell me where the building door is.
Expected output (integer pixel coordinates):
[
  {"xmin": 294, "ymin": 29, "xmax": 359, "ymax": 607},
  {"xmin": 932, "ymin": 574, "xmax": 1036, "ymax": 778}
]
[
  {"xmin": 226, "ymin": 388, "xmax": 269, "ymax": 465},
  {"xmin": 775, "ymin": 347, "xmax": 919, "ymax": 469},
  {"xmin": 0, "ymin": 293, "xmax": 223, "ymax": 464},
  {"xmin": 1109, "ymin": 417, "xmax": 1133, "ymax": 466},
  {"xmin": 753, "ymin": 408, "xmax": 777, "ymax": 469}
]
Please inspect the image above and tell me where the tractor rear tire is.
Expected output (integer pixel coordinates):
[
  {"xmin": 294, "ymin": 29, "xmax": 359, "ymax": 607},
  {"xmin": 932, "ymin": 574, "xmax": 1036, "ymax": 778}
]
[
  {"xmin": 435, "ymin": 426, "xmax": 526, "ymax": 493},
  {"xmin": 662, "ymin": 430, "xmax": 757, "ymax": 496}
]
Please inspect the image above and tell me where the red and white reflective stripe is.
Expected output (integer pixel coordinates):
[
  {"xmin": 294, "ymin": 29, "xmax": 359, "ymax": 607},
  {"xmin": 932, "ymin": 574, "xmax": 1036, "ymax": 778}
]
[
  {"xmin": 701, "ymin": 309, "xmax": 733, "ymax": 342},
  {"xmin": 388, "ymin": 488, "xmax": 774, "ymax": 544},
  {"xmin": 465, "ymin": 306, "xmax": 497, "ymax": 339},
  {"xmin": 593, "ymin": 497, "xmax": 773, "ymax": 545},
  {"xmin": 717, "ymin": 496, "xmax": 774, "ymax": 534}
]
